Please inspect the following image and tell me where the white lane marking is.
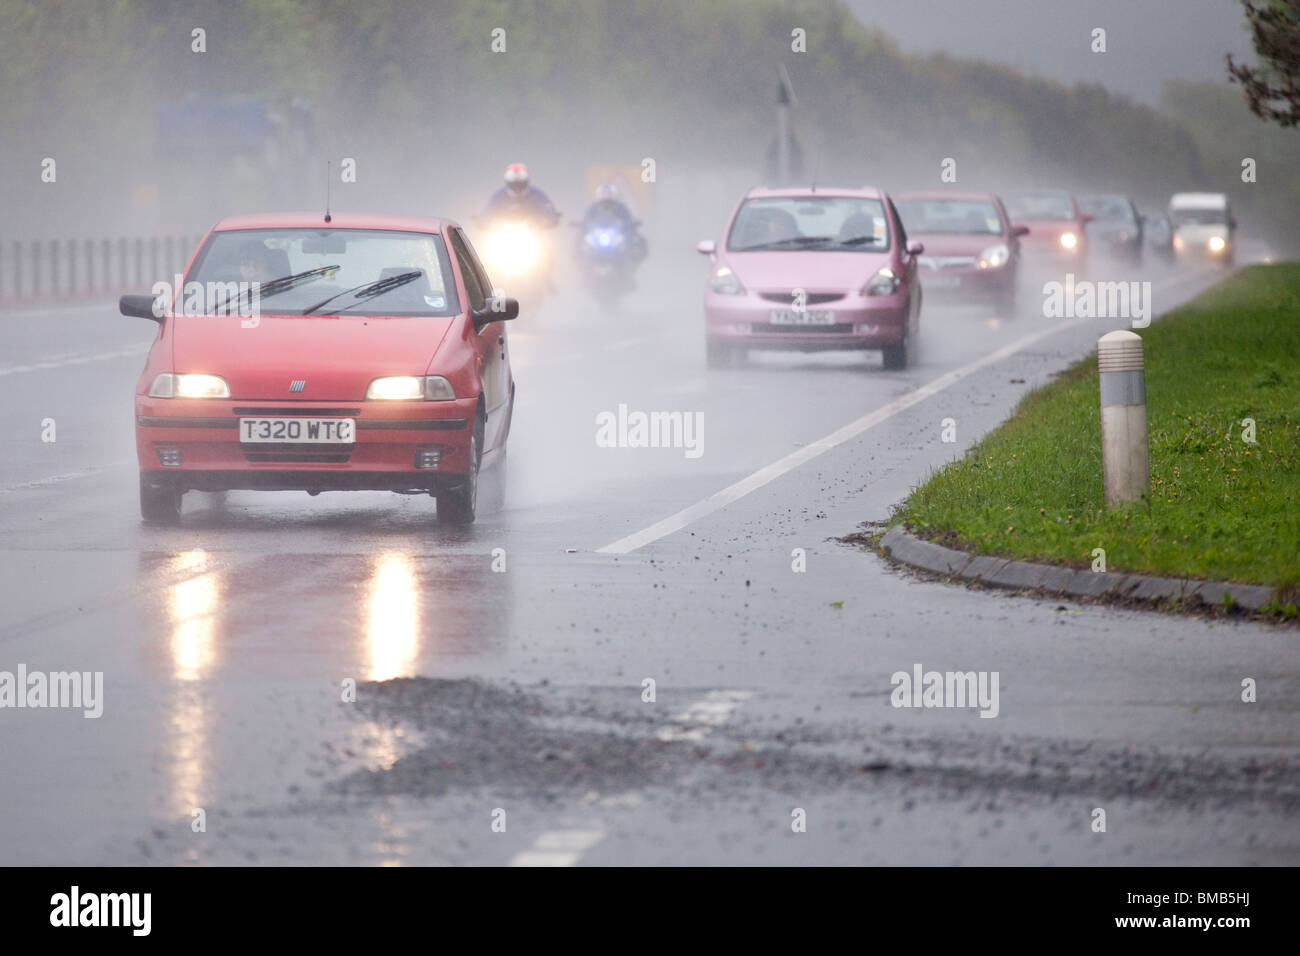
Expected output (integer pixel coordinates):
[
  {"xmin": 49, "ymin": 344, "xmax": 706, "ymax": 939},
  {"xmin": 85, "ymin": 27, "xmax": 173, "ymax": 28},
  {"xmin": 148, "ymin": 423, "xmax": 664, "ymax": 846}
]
[
  {"xmin": 0, "ymin": 344, "xmax": 149, "ymax": 378},
  {"xmin": 509, "ymin": 828, "xmax": 606, "ymax": 867},
  {"xmin": 657, "ymin": 689, "xmax": 753, "ymax": 742},
  {"xmin": 0, "ymin": 463, "xmax": 132, "ymax": 493},
  {"xmin": 597, "ymin": 269, "xmax": 1217, "ymax": 554}
]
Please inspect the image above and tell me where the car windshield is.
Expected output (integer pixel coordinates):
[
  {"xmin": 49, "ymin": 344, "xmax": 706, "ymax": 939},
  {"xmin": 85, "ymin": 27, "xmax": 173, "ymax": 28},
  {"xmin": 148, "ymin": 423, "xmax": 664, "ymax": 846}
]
[
  {"xmin": 1079, "ymin": 195, "xmax": 1136, "ymax": 222},
  {"xmin": 1170, "ymin": 208, "xmax": 1228, "ymax": 226},
  {"xmin": 726, "ymin": 196, "xmax": 891, "ymax": 252},
  {"xmin": 895, "ymin": 198, "xmax": 1002, "ymax": 235},
  {"xmin": 1004, "ymin": 193, "xmax": 1075, "ymax": 222},
  {"xmin": 187, "ymin": 228, "xmax": 460, "ymax": 316}
]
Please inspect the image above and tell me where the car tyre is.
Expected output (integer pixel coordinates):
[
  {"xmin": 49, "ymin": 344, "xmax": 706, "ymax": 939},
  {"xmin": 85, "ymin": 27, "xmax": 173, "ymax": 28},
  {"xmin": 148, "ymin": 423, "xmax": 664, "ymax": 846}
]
[
  {"xmin": 438, "ymin": 416, "xmax": 482, "ymax": 525},
  {"xmin": 882, "ymin": 335, "xmax": 909, "ymax": 371},
  {"xmin": 140, "ymin": 477, "xmax": 182, "ymax": 524}
]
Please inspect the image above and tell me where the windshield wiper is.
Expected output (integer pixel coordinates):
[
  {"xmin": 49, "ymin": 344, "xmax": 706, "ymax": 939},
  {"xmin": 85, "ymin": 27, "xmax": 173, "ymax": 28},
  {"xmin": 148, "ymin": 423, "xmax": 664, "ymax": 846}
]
[
  {"xmin": 212, "ymin": 265, "xmax": 340, "ymax": 314},
  {"xmin": 304, "ymin": 270, "xmax": 424, "ymax": 315},
  {"xmin": 838, "ymin": 235, "xmax": 884, "ymax": 246},
  {"xmin": 735, "ymin": 236, "xmax": 832, "ymax": 251}
]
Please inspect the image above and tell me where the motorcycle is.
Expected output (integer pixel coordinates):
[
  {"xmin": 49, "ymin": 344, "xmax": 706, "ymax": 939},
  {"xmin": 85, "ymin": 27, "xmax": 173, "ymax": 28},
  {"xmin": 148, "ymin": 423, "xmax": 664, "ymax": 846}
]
[{"xmin": 575, "ymin": 217, "xmax": 645, "ymax": 306}]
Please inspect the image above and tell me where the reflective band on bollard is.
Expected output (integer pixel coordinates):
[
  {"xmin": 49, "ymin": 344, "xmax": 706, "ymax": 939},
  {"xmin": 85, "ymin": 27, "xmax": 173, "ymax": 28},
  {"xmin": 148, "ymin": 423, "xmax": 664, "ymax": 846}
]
[{"xmin": 1098, "ymin": 330, "xmax": 1148, "ymax": 508}]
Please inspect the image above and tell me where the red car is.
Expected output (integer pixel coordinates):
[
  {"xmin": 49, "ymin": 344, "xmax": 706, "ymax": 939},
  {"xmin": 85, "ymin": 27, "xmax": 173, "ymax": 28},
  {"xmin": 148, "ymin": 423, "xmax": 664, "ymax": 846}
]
[
  {"xmin": 893, "ymin": 191, "xmax": 1028, "ymax": 309},
  {"xmin": 119, "ymin": 212, "xmax": 518, "ymax": 525},
  {"xmin": 697, "ymin": 186, "xmax": 923, "ymax": 370},
  {"xmin": 1003, "ymin": 190, "xmax": 1093, "ymax": 272}
]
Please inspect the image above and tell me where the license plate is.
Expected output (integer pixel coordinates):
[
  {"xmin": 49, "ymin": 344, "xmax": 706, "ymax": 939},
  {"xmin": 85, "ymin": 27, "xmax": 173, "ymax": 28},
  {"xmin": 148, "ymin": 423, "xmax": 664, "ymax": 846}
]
[
  {"xmin": 239, "ymin": 418, "xmax": 355, "ymax": 443},
  {"xmin": 927, "ymin": 275, "xmax": 961, "ymax": 289},
  {"xmin": 768, "ymin": 309, "xmax": 835, "ymax": 325}
]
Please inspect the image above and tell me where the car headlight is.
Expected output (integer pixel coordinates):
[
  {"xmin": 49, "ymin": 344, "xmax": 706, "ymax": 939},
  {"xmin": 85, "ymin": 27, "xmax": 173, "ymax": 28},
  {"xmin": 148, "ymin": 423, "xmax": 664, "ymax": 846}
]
[
  {"xmin": 482, "ymin": 224, "xmax": 540, "ymax": 274},
  {"xmin": 709, "ymin": 265, "xmax": 744, "ymax": 295},
  {"xmin": 1208, "ymin": 236, "xmax": 1226, "ymax": 252},
  {"xmin": 149, "ymin": 373, "xmax": 230, "ymax": 398},
  {"xmin": 1059, "ymin": 232, "xmax": 1078, "ymax": 250},
  {"xmin": 862, "ymin": 266, "xmax": 900, "ymax": 296},
  {"xmin": 977, "ymin": 244, "xmax": 1010, "ymax": 269},
  {"xmin": 1173, "ymin": 235, "xmax": 1185, "ymax": 250},
  {"xmin": 366, "ymin": 376, "xmax": 456, "ymax": 400}
]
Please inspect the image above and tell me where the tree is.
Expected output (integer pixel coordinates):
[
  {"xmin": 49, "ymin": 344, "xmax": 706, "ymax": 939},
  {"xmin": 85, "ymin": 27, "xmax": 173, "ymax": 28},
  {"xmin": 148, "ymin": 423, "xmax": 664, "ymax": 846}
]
[{"xmin": 1227, "ymin": 0, "xmax": 1300, "ymax": 127}]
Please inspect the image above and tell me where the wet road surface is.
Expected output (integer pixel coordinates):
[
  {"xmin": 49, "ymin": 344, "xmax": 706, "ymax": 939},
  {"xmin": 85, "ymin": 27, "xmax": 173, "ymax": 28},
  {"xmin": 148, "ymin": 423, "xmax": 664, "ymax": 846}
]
[{"xmin": 1, "ymin": 249, "xmax": 1295, "ymax": 864}]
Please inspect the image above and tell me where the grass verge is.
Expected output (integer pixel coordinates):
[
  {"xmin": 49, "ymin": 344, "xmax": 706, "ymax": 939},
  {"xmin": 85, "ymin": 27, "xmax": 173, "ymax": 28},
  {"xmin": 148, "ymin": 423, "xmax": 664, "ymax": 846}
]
[{"xmin": 897, "ymin": 264, "xmax": 1300, "ymax": 593}]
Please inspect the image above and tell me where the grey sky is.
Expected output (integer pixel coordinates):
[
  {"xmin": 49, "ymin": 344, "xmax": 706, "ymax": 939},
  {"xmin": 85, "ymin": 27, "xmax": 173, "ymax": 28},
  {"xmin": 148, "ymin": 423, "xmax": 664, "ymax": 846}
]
[{"xmin": 845, "ymin": 0, "xmax": 1254, "ymax": 106}]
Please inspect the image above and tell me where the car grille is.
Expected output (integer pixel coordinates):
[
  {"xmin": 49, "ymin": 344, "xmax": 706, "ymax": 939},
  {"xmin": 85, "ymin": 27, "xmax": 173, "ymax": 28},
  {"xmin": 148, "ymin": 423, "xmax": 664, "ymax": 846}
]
[
  {"xmin": 243, "ymin": 445, "xmax": 354, "ymax": 464},
  {"xmin": 918, "ymin": 256, "xmax": 976, "ymax": 270},
  {"xmin": 758, "ymin": 291, "xmax": 845, "ymax": 304},
  {"xmin": 751, "ymin": 323, "xmax": 855, "ymax": 334},
  {"xmin": 233, "ymin": 407, "xmax": 361, "ymax": 416}
]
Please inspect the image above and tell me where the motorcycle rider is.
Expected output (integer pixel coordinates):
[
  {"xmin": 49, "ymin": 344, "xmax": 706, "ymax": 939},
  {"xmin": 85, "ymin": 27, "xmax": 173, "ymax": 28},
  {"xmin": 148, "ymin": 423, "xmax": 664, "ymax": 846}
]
[
  {"xmin": 579, "ymin": 183, "xmax": 647, "ymax": 264},
  {"xmin": 482, "ymin": 163, "xmax": 561, "ymax": 228}
]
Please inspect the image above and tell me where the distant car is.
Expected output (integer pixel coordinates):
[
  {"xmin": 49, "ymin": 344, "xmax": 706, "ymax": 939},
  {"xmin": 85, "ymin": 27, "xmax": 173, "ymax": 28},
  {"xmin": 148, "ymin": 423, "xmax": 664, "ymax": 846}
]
[
  {"xmin": 118, "ymin": 212, "xmax": 518, "ymax": 525},
  {"xmin": 697, "ymin": 186, "xmax": 923, "ymax": 370},
  {"xmin": 1079, "ymin": 194, "xmax": 1143, "ymax": 266},
  {"xmin": 894, "ymin": 191, "xmax": 1028, "ymax": 310},
  {"xmin": 1169, "ymin": 192, "xmax": 1236, "ymax": 266},
  {"xmin": 1003, "ymin": 190, "xmax": 1092, "ymax": 271},
  {"xmin": 1143, "ymin": 212, "xmax": 1176, "ymax": 264}
]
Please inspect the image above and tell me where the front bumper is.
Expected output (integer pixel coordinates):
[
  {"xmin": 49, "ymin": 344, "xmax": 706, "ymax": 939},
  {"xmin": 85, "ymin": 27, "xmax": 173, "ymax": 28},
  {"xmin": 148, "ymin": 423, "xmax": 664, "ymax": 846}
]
[
  {"xmin": 135, "ymin": 396, "xmax": 476, "ymax": 492},
  {"xmin": 704, "ymin": 290, "xmax": 909, "ymax": 350},
  {"xmin": 1174, "ymin": 238, "xmax": 1233, "ymax": 261},
  {"xmin": 1019, "ymin": 241, "xmax": 1088, "ymax": 270},
  {"xmin": 919, "ymin": 265, "xmax": 1015, "ymax": 300}
]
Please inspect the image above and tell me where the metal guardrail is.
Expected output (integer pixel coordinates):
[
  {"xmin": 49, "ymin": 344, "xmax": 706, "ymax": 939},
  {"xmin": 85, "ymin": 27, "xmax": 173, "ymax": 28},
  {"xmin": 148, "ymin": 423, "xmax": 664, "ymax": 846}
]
[{"xmin": 0, "ymin": 235, "xmax": 201, "ymax": 302}]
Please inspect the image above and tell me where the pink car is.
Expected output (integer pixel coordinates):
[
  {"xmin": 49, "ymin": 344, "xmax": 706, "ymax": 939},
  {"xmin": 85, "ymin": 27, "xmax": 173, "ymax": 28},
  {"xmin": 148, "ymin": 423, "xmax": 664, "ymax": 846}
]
[
  {"xmin": 697, "ymin": 186, "xmax": 923, "ymax": 370},
  {"xmin": 894, "ymin": 191, "xmax": 1028, "ymax": 309}
]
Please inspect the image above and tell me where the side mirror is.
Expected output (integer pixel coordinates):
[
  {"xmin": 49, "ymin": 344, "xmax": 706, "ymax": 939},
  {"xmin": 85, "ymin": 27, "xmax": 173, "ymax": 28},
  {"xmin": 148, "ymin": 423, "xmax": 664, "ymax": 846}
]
[
  {"xmin": 474, "ymin": 296, "xmax": 519, "ymax": 330},
  {"xmin": 1011, "ymin": 224, "xmax": 1030, "ymax": 238},
  {"xmin": 120, "ymin": 292, "xmax": 163, "ymax": 322},
  {"xmin": 1081, "ymin": 212, "xmax": 1096, "ymax": 224},
  {"xmin": 696, "ymin": 240, "xmax": 716, "ymax": 255},
  {"xmin": 906, "ymin": 240, "xmax": 924, "ymax": 256}
]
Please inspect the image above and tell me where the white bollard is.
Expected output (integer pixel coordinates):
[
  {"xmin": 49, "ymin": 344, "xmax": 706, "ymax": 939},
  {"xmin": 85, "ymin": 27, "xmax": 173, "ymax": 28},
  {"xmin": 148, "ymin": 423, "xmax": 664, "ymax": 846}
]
[{"xmin": 1098, "ymin": 330, "xmax": 1148, "ymax": 508}]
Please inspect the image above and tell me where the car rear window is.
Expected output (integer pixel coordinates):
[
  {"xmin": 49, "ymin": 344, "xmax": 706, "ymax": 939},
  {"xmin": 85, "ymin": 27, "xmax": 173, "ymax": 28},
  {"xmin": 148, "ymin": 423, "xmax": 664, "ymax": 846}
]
[
  {"xmin": 187, "ymin": 228, "xmax": 461, "ymax": 316},
  {"xmin": 726, "ymin": 196, "xmax": 890, "ymax": 253},
  {"xmin": 1004, "ymin": 194, "xmax": 1076, "ymax": 222},
  {"xmin": 1079, "ymin": 195, "xmax": 1136, "ymax": 222}
]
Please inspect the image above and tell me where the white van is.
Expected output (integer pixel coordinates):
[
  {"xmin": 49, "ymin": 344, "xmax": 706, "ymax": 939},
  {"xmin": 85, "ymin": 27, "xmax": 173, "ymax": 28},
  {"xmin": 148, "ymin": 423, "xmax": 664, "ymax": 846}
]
[{"xmin": 1168, "ymin": 192, "xmax": 1236, "ymax": 265}]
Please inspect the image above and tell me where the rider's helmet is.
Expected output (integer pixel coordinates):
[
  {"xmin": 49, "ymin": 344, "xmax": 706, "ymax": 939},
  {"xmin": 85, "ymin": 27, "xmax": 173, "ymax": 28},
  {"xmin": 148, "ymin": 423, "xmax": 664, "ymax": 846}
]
[
  {"xmin": 595, "ymin": 183, "xmax": 619, "ymax": 202},
  {"xmin": 504, "ymin": 163, "xmax": 530, "ymax": 196}
]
